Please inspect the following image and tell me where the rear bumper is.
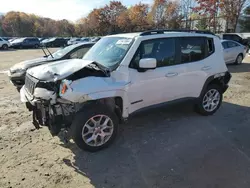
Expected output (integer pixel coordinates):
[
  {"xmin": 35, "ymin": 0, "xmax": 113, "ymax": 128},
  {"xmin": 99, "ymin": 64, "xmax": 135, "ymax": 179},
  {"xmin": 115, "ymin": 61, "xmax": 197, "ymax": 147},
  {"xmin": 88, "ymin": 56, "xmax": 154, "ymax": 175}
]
[{"xmin": 222, "ymin": 71, "xmax": 232, "ymax": 93}]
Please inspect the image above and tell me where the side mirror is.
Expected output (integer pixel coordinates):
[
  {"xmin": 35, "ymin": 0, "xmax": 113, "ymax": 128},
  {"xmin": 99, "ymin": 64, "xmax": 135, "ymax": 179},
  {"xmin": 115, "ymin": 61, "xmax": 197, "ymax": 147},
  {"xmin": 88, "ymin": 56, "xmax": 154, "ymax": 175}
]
[{"xmin": 139, "ymin": 58, "xmax": 157, "ymax": 70}]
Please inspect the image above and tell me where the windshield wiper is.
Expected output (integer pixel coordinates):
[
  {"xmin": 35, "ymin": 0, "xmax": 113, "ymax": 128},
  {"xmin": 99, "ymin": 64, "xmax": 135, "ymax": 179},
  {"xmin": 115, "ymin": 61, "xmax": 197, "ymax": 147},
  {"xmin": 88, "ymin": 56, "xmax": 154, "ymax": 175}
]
[
  {"xmin": 41, "ymin": 46, "xmax": 54, "ymax": 58},
  {"xmin": 86, "ymin": 62, "xmax": 110, "ymax": 76},
  {"xmin": 92, "ymin": 62, "xmax": 110, "ymax": 74}
]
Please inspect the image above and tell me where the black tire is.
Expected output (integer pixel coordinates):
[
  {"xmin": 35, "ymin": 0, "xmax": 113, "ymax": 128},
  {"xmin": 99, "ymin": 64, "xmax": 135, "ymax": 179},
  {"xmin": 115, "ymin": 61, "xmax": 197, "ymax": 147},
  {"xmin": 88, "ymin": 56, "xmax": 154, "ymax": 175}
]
[
  {"xmin": 2, "ymin": 44, "xmax": 8, "ymax": 50},
  {"xmin": 71, "ymin": 103, "xmax": 119, "ymax": 152},
  {"xmin": 34, "ymin": 44, "xmax": 39, "ymax": 49},
  {"xmin": 235, "ymin": 54, "xmax": 243, "ymax": 65},
  {"xmin": 195, "ymin": 84, "xmax": 223, "ymax": 116}
]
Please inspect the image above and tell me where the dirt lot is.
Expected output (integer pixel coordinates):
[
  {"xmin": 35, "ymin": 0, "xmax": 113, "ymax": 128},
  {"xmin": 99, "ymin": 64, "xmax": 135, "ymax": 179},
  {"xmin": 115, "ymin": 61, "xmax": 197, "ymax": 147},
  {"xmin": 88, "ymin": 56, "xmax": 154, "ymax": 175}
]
[{"xmin": 0, "ymin": 49, "xmax": 250, "ymax": 188}]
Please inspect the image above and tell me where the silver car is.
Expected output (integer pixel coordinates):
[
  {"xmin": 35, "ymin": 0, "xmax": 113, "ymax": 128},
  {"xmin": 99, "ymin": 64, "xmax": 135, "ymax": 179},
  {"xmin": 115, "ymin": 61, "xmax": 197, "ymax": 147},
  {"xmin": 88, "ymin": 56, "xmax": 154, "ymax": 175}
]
[{"xmin": 222, "ymin": 40, "xmax": 247, "ymax": 65}]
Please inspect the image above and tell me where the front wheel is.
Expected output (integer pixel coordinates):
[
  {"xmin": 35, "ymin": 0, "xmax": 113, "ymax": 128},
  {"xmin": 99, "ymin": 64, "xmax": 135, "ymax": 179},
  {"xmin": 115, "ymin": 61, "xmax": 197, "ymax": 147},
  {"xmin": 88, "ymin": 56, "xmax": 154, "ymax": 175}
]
[
  {"xmin": 2, "ymin": 44, "xmax": 8, "ymax": 50},
  {"xmin": 195, "ymin": 84, "xmax": 223, "ymax": 116},
  {"xmin": 71, "ymin": 104, "xmax": 119, "ymax": 152}
]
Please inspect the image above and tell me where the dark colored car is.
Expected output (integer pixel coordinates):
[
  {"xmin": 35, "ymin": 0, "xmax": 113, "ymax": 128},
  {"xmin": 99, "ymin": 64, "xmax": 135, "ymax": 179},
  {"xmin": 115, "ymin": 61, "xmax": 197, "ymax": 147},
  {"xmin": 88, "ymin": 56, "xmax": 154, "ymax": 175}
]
[
  {"xmin": 41, "ymin": 37, "xmax": 68, "ymax": 47},
  {"xmin": 8, "ymin": 42, "xmax": 95, "ymax": 89},
  {"xmin": 10, "ymin": 37, "xmax": 40, "ymax": 49}
]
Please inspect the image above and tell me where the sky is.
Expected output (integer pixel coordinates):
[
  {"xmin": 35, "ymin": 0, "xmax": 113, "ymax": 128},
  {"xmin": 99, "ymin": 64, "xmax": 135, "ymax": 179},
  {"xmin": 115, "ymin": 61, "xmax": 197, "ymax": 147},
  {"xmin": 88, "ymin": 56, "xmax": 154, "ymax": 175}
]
[{"xmin": 0, "ymin": 0, "xmax": 152, "ymax": 22}]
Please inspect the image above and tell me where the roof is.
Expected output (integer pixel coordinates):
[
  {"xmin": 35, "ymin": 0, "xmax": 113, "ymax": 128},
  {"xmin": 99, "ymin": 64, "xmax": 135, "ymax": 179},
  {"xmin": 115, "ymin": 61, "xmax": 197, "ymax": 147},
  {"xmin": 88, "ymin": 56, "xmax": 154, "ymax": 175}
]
[
  {"xmin": 107, "ymin": 30, "xmax": 215, "ymax": 38},
  {"xmin": 107, "ymin": 32, "xmax": 141, "ymax": 38}
]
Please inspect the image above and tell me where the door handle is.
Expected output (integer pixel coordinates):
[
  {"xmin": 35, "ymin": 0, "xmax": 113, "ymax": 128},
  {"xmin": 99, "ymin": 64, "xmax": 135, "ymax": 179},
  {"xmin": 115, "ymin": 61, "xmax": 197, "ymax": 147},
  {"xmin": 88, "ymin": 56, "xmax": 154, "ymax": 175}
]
[
  {"xmin": 165, "ymin": 72, "xmax": 178, "ymax": 77},
  {"xmin": 201, "ymin": 66, "xmax": 211, "ymax": 71}
]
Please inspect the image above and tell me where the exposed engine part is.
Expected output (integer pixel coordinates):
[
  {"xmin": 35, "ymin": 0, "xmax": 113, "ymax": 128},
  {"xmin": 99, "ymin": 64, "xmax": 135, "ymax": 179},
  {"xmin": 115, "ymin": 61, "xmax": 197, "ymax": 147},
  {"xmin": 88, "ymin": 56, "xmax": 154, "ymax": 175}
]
[{"xmin": 67, "ymin": 66, "xmax": 109, "ymax": 81}]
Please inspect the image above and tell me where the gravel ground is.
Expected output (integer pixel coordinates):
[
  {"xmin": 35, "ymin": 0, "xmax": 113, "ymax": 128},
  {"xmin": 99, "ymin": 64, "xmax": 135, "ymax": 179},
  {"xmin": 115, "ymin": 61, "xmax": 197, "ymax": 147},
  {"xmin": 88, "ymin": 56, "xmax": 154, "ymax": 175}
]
[{"xmin": 0, "ymin": 49, "xmax": 250, "ymax": 188}]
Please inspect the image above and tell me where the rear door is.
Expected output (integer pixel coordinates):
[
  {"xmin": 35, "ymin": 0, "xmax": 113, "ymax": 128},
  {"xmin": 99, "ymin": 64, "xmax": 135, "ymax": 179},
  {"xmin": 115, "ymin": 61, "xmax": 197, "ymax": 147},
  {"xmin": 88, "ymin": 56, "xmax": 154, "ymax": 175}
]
[{"xmin": 170, "ymin": 37, "xmax": 212, "ymax": 99}]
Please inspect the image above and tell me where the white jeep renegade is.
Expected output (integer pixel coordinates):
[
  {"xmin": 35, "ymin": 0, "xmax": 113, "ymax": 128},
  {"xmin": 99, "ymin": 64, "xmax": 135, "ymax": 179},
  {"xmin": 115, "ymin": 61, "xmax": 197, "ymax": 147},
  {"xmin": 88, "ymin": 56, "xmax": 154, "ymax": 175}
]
[{"xmin": 20, "ymin": 30, "xmax": 231, "ymax": 152}]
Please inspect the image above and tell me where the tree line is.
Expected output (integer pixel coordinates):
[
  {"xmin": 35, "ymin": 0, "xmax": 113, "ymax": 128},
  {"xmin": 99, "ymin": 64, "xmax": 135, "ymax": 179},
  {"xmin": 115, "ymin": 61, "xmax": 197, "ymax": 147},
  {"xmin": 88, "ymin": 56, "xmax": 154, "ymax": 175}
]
[{"xmin": 0, "ymin": 0, "xmax": 249, "ymax": 37}]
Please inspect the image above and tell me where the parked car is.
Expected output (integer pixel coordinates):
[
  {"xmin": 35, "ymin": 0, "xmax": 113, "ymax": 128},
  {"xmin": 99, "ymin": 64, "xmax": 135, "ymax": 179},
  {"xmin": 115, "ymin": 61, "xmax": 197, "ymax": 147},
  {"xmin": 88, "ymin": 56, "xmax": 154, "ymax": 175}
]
[
  {"xmin": 221, "ymin": 40, "xmax": 246, "ymax": 65},
  {"xmin": 81, "ymin": 37, "xmax": 90, "ymax": 42},
  {"xmin": 39, "ymin": 37, "xmax": 48, "ymax": 42},
  {"xmin": 0, "ymin": 37, "xmax": 10, "ymax": 50},
  {"xmin": 10, "ymin": 37, "xmax": 40, "ymax": 49},
  {"xmin": 67, "ymin": 38, "xmax": 81, "ymax": 45},
  {"xmin": 220, "ymin": 33, "xmax": 250, "ymax": 51},
  {"xmin": 91, "ymin": 37, "xmax": 101, "ymax": 42},
  {"xmin": 20, "ymin": 30, "xmax": 231, "ymax": 152},
  {"xmin": 2, "ymin": 37, "xmax": 12, "ymax": 41},
  {"xmin": 8, "ymin": 42, "xmax": 95, "ymax": 89},
  {"xmin": 8, "ymin": 38, "xmax": 18, "ymax": 43},
  {"xmin": 68, "ymin": 38, "xmax": 90, "ymax": 45},
  {"xmin": 41, "ymin": 37, "xmax": 67, "ymax": 47}
]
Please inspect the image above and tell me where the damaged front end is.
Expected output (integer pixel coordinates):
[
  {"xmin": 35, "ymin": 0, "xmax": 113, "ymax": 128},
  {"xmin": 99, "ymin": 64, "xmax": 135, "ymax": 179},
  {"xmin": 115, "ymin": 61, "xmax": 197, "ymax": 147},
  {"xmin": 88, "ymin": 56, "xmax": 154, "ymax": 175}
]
[{"xmin": 21, "ymin": 60, "xmax": 110, "ymax": 136}]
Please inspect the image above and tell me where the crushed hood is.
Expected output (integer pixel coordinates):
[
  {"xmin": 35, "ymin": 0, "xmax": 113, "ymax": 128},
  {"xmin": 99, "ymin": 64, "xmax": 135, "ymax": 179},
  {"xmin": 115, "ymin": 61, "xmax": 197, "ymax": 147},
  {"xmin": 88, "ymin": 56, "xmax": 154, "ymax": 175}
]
[
  {"xmin": 27, "ymin": 59, "xmax": 94, "ymax": 81},
  {"xmin": 10, "ymin": 57, "xmax": 51, "ymax": 71}
]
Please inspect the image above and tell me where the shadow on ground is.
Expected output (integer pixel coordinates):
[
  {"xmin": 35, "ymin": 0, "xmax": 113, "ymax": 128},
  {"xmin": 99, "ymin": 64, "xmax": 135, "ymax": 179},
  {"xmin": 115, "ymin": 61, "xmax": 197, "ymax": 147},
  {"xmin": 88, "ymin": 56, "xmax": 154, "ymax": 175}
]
[
  {"xmin": 61, "ymin": 102, "xmax": 250, "ymax": 188},
  {"xmin": 228, "ymin": 62, "xmax": 250, "ymax": 73}
]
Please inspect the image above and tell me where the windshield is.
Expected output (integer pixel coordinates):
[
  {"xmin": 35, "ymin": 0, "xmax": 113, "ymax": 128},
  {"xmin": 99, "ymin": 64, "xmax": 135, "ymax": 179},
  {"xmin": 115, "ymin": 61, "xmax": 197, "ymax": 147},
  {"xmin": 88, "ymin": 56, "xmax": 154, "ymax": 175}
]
[
  {"xmin": 82, "ymin": 37, "xmax": 133, "ymax": 70},
  {"xmin": 47, "ymin": 45, "xmax": 77, "ymax": 59}
]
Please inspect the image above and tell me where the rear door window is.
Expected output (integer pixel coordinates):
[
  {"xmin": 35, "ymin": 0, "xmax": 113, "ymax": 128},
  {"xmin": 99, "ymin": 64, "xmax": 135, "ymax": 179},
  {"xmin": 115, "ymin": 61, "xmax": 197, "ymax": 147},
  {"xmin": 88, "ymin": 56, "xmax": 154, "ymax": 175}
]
[{"xmin": 179, "ymin": 37, "xmax": 206, "ymax": 63}]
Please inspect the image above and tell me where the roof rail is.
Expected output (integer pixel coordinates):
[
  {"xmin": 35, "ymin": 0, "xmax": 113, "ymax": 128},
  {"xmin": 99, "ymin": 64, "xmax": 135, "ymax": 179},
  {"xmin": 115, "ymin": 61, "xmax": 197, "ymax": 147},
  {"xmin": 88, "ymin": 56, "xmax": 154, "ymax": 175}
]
[{"xmin": 140, "ymin": 29, "xmax": 215, "ymax": 36}]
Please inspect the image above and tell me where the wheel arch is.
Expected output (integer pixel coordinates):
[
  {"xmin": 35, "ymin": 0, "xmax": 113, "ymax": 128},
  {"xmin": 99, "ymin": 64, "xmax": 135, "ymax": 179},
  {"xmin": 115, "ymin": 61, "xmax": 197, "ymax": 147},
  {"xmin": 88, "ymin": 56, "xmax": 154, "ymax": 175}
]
[
  {"xmin": 199, "ymin": 72, "xmax": 232, "ymax": 97},
  {"xmin": 85, "ymin": 90, "xmax": 128, "ymax": 120}
]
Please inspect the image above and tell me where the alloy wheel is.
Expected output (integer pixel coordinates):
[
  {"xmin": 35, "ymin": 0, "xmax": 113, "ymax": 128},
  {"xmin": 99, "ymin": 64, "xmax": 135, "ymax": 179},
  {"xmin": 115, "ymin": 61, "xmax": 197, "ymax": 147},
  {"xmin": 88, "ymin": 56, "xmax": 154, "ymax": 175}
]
[
  {"xmin": 202, "ymin": 89, "xmax": 221, "ymax": 112},
  {"xmin": 82, "ymin": 115, "xmax": 114, "ymax": 147}
]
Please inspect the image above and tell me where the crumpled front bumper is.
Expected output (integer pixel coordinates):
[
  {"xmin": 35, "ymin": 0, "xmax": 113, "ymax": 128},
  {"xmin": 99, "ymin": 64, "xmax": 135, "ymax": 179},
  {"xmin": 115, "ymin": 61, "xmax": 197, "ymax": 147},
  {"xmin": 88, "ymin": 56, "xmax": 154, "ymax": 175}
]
[{"xmin": 20, "ymin": 86, "xmax": 57, "ymax": 106}]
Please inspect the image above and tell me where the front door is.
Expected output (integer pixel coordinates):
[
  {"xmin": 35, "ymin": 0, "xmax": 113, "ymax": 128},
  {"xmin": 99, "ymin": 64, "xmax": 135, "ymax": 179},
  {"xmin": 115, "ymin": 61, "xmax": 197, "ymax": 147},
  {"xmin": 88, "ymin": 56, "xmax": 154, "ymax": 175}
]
[{"xmin": 127, "ymin": 38, "xmax": 180, "ymax": 114}]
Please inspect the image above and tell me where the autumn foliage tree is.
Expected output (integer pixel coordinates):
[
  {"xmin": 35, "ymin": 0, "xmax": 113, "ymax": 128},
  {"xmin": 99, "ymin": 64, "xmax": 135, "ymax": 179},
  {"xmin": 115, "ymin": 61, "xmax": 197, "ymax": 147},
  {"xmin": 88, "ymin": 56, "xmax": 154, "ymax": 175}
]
[
  {"xmin": 193, "ymin": 0, "xmax": 222, "ymax": 32},
  {"xmin": 220, "ymin": 0, "xmax": 247, "ymax": 32},
  {"xmin": 194, "ymin": 0, "xmax": 249, "ymax": 32},
  {"xmin": 2, "ymin": 0, "xmax": 248, "ymax": 37}
]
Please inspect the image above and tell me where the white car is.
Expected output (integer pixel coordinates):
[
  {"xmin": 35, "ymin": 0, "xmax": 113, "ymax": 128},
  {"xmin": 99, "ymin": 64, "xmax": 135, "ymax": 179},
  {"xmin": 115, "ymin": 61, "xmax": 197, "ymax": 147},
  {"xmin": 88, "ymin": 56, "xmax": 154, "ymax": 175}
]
[
  {"xmin": 0, "ymin": 37, "xmax": 10, "ymax": 50},
  {"xmin": 20, "ymin": 30, "xmax": 231, "ymax": 152},
  {"xmin": 222, "ymin": 40, "xmax": 246, "ymax": 65}
]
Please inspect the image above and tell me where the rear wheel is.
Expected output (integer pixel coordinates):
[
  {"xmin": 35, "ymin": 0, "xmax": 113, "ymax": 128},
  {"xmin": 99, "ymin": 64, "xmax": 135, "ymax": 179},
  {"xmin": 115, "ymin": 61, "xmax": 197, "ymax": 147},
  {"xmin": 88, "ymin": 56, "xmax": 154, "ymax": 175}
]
[
  {"xmin": 34, "ymin": 44, "xmax": 39, "ymax": 48},
  {"xmin": 195, "ymin": 84, "xmax": 223, "ymax": 116},
  {"xmin": 2, "ymin": 44, "xmax": 8, "ymax": 50},
  {"xmin": 71, "ymin": 104, "xmax": 119, "ymax": 152},
  {"xmin": 235, "ymin": 54, "xmax": 243, "ymax": 65}
]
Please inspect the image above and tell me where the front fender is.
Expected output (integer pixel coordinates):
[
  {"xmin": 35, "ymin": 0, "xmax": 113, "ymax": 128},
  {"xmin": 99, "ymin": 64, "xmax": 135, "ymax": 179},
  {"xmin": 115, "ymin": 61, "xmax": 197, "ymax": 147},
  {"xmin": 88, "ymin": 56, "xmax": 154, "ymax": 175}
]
[
  {"xmin": 59, "ymin": 77, "xmax": 130, "ymax": 117},
  {"xmin": 61, "ymin": 88, "xmax": 129, "ymax": 118},
  {"xmin": 88, "ymin": 90, "xmax": 129, "ymax": 118}
]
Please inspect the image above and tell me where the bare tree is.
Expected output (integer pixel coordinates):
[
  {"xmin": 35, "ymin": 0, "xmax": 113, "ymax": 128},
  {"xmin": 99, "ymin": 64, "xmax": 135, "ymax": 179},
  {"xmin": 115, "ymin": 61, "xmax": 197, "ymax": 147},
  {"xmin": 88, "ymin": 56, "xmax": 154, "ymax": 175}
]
[{"xmin": 180, "ymin": 0, "xmax": 195, "ymax": 28}]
